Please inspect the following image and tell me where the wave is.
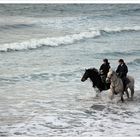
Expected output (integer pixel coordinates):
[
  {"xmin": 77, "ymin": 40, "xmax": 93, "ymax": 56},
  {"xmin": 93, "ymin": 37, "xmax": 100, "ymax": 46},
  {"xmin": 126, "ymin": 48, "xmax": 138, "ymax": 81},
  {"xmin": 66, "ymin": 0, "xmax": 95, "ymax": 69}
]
[
  {"xmin": 1, "ymin": 26, "xmax": 140, "ymax": 52},
  {"xmin": 134, "ymin": 58, "xmax": 140, "ymax": 64},
  {"xmin": 0, "ymin": 30, "xmax": 101, "ymax": 52},
  {"xmin": 98, "ymin": 50, "xmax": 140, "ymax": 57},
  {"xmin": 100, "ymin": 26, "xmax": 140, "ymax": 33},
  {"xmin": 128, "ymin": 58, "xmax": 140, "ymax": 66},
  {"xmin": 0, "ymin": 23, "xmax": 34, "ymax": 31},
  {"xmin": 119, "ymin": 7, "xmax": 140, "ymax": 15}
]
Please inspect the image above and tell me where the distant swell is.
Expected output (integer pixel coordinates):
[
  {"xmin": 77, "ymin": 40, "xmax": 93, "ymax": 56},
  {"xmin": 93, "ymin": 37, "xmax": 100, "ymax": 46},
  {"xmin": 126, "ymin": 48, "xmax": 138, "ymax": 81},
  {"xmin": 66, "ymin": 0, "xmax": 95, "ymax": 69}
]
[
  {"xmin": 120, "ymin": 7, "xmax": 140, "ymax": 14},
  {"xmin": 0, "ymin": 23, "xmax": 34, "ymax": 30},
  {"xmin": 99, "ymin": 50, "xmax": 140, "ymax": 57},
  {"xmin": 1, "ymin": 26, "xmax": 140, "ymax": 52},
  {"xmin": 128, "ymin": 58, "xmax": 140, "ymax": 66}
]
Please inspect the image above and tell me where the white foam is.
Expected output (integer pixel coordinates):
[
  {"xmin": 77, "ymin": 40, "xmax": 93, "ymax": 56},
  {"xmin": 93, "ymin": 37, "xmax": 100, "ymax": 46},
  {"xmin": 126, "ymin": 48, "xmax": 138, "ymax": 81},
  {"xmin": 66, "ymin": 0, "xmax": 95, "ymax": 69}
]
[
  {"xmin": 1, "ymin": 25, "xmax": 140, "ymax": 52},
  {"xmin": 0, "ymin": 30, "xmax": 100, "ymax": 52},
  {"xmin": 89, "ymin": 26, "xmax": 140, "ymax": 33}
]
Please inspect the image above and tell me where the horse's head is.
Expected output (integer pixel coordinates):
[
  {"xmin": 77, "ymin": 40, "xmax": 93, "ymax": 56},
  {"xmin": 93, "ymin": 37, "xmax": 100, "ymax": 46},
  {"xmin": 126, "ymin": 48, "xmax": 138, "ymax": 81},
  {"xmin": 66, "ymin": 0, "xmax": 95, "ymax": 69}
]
[
  {"xmin": 81, "ymin": 68, "xmax": 98, "ymax": 82},
  {"xmin": 106, "ymin": 69, "xmax": 117, "ymax": 82}
]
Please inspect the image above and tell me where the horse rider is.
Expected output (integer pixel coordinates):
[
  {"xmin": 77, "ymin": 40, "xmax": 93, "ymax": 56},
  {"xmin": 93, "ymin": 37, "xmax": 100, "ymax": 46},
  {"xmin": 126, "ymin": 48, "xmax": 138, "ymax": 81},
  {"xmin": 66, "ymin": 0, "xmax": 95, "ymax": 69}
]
[
  {"xmin": 116, "ymin": 59, "xmax": 129, "ymax": 91},
  {"xmin": 99, "ymin": 59, "xmax": 111, "ymax": 85}
]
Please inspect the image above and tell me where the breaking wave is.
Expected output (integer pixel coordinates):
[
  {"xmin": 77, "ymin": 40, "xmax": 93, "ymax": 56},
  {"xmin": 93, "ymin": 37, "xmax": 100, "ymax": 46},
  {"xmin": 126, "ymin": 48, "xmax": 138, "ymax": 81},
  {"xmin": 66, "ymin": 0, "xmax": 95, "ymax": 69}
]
[
  {"xmin": 0, "ymin": 30, "xmax": 100, "ymax": 52},
  {"xmin": 100, "ymin": 26, "xmax": 140, "ymax": 33},
  {"xmin": 1, "ymin": 26, "xmax": 140, "ymax": 52}
]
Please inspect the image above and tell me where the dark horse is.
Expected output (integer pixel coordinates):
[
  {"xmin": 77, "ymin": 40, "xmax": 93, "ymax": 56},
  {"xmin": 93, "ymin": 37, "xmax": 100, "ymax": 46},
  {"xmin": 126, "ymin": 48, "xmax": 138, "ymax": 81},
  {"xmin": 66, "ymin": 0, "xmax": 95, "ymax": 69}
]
[{"xmin": 81, "ymin": 68, "xmax": 110, "ymax": 92}]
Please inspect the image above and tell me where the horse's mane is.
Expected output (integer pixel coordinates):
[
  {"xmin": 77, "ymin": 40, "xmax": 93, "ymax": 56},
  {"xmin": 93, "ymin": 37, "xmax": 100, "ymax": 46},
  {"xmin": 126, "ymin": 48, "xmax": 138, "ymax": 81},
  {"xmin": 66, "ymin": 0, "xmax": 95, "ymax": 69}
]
[
  {"xmin": 109, "ymin": 69, "xmax": 117, "ymax": 75},
  {"xmin": 87, "ymin": 68, "xmax": 99, "ymax": 74}
]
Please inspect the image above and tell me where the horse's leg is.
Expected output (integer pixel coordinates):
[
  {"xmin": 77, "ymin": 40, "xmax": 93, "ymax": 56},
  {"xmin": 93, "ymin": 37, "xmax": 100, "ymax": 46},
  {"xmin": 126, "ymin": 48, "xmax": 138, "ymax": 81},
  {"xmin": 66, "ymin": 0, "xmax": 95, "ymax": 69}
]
[
  {"xmin": 125, "ymin": 89, "xmax": 129, "ymax": 99},
  {"xmin": 120, "ymin": 92, "xmax": 124, "ymax": 102},
  {"xmin": 111, "ymin": 94, "xmax": 114, "ymax": 100},
  {"xmin": 109, "ymin": 89, "xmax": 114, "ymax": 100},
  {"xmin": 130, "ymin": 87, "xmax": 134, "ymax": 100},
  {"xmin": 95, "ymin": 88, "xmax": 101, "ymax": 97}
]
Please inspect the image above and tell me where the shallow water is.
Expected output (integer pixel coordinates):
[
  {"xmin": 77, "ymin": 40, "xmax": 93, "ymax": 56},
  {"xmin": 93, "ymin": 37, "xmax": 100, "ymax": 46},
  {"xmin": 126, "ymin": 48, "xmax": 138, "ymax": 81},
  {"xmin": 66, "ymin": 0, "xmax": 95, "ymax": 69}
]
[{"xmin": 0, "ymin": 4, "xmax": 140, "ymax": 136}]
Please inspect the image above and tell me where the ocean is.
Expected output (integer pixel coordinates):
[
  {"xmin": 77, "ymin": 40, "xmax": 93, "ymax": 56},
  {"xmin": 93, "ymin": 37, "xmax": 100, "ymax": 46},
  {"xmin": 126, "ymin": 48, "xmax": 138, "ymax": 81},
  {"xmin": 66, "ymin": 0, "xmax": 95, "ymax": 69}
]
[{"xmin": 0, "ymin": 4, "xmax": 140, "ymax": 136}]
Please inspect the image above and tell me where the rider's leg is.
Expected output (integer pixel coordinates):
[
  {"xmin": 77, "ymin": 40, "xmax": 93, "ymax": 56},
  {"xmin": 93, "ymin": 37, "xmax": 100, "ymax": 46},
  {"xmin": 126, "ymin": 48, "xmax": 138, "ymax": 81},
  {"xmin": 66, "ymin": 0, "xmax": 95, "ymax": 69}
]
[{"xmin": 121, "ymin": 78, "xmax": 126, "ymax": 91}]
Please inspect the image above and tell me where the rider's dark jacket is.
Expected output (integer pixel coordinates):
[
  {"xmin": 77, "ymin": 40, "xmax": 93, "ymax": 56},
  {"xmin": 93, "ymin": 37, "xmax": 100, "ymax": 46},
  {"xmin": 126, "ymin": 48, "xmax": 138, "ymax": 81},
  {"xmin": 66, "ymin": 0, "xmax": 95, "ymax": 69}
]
[
  {"xmin": 99, "ymin": 63, "xmax": 110, "ymax": 77},
  {"xmin": 116, "ymin": 63, "xmax": 128, "ymax": 79}
]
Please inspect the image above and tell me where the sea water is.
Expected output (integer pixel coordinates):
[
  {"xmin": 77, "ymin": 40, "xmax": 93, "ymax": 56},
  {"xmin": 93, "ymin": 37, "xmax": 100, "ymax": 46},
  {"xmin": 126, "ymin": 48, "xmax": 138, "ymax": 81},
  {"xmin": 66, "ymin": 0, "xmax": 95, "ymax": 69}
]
[{"xmin": 0, "ymin": 4, "xmax": 140, "ymax": 136}]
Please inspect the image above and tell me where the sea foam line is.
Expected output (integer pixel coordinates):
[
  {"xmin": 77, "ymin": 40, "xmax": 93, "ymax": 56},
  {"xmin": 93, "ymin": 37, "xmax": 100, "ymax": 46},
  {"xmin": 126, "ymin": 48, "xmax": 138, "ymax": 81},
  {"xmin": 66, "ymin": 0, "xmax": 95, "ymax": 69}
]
[
  {"xmin": 0, "ymin": 30, "xmax": 100, "ymax": 52},
  {"xmin": 1, "ymin": 26, "xmax": 140, "ymax": 52}
]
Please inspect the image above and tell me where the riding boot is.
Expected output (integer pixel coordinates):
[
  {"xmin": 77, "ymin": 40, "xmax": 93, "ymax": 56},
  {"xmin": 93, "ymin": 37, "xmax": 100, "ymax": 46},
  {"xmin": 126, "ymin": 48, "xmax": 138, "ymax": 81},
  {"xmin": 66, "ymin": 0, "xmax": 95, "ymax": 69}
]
[
  {"xmin": 101, "ymin": 75, "xmax": 107, "ymax": 90},
  {"xmin": 121, "ymin": 77, "xmax": 126, "ymax": 91},
  {"xmin": 123, "ymin": 83, "xmax": 126, "ymax": 91}
]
